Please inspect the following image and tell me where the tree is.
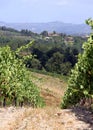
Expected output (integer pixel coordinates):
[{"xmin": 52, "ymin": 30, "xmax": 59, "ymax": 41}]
[
  {"xmin": 40, "ymin": 31, "xmax": 48, "ymax": 37},
  {"xmin": 45, "ymin": 52, "xmax": 64, "ymax": 73},
  {"xmin": 25, "ymin": 57, "xmax": 42, "ymax": 70},
  {"xmin": 64, "ymin": 47, "xmax": 78, "ymax": 67},
  {"xmin": 45, "ymin": 52, "xmax": 71, "ymax": 75},
  {"xmin": 60, "ymin": 62, "xmax": 71, "ymax": 75},
  {"xmin": 61, "ymin": 19, "xmax": 93, "ymax": 108}
]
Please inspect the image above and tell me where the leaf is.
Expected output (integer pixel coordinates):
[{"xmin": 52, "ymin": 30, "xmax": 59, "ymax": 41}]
[
  {"xmin": 80, "ymin": 85, "xmax": 84, "ymax": 89},
  {"xmin": 83, "ymin": 90, "xmax": 89, "ymax": 96}
]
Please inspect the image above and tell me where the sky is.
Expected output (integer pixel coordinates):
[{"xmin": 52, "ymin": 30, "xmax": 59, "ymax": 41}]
[{"xmin": 0, "ymin": 0, "xmax": 93, "ymax": 24}]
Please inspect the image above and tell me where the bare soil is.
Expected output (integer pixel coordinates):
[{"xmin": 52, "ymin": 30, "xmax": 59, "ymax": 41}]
[
  {"xmin": 0, "ymin": 73, "xmax": 93, "ymax": 130},
  {"xmin": 0, "ymin": 106, "xmax": 93, "ymax": 130}
]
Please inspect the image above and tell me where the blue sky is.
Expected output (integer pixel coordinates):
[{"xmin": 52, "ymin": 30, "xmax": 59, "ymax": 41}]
[{"xmin": 0, "ymin": 0, "xmax": 93, "ymax": 24}]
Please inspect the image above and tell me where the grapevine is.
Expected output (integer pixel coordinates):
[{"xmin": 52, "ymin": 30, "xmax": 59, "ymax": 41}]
[
  {"xmin": 0, "ymin": 41, "xmax": 44, "ymax": 107},
  {"xmin": 61, "ymin": 19, "xmax": 93, "ymax": 108}
]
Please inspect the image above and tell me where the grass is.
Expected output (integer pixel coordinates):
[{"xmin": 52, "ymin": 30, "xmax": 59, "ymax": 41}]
[
  {"xmin": 29, "ymin": 68, "xmax": 69, "ymax": 82},
  {"xmin": 30, "ymin": 71, "xmax": 67, "ymax": 107}
]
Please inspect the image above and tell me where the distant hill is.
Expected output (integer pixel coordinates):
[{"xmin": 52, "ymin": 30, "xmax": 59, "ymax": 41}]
[{"xmin": 0, "ymin": 21, "xmax": 91, "ymax": 35}]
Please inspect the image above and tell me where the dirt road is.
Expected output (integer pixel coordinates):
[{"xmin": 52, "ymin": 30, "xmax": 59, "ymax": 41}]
[{"xmin": 0, "ymin": 106, "xmax": 93, "ymax": 130}]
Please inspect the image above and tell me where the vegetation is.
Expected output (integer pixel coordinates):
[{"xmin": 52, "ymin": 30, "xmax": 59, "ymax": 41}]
[
  {"xmin": 0, "ymin": 42, "xmax": 44, "ymax": 107},
  {"xmin": 0, "ymin": 24, "xmax": 88, "ymax": 108},
  {"xmin": 61, "ymin": 19, "xmax": 93, "ymax": 108},
  {"xmin": 0, "ymin": 25, "xmax": 87, "ymax": 75},
  {"xmin": 26, "ymin": 34, "xmax": 86, "ymax": 75}
]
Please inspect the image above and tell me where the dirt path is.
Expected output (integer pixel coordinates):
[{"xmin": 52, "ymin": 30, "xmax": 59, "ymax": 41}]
[
  {"xmin": 0, "ymin": 107, "xmax": 93, "ymax": 130},
  {"xmin": 16, "ymin": 107, "xmax": 93, "ymax": 130}
]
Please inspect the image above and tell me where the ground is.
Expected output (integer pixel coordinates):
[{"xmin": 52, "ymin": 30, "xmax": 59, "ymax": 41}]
[{"xmin": 0, "ymin": 72, "xmax": 93, "ymax": 130}]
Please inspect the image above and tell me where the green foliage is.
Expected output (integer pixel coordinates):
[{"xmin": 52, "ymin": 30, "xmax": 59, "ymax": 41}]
[
  {"xmin": 21, "ymin": 29, "xmax": 39, "ymax": 37},
  {"xmin": 0, "ymin": 43, "xmax": 44, "ymax": 107},
  {"xmin": 0, "ymin": 26, "xmax": 18, "ymax": 32},
  {"xmin": 25, "ymin": 57, "xmax": 42, "ymax": 70},
  {"xmin": 0, "ymin": 25, "xmax": 86, "ymax": 75},
  {"xmin": 86, "ymin": 18, "xmax": 93, "ymax": 29},
  {"xmin": 61, "ymin": 20, "xmax": 93, "ymax": 108},
  {"xmin": 40, "ymin": 31, "xmax": 48, "ymax": 37},
  {"xmin": 45, "ymin": 52, "xmax": 71, "ymax": 75},
  {"xmin": 30, "ymin": 44, "xmax": 80, "ymax": 75},
  {"xmin": 16, "ymin": 40, "xmax": 34, "ymax": 54}
]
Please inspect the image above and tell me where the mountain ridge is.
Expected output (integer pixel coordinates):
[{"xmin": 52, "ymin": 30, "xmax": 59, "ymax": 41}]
[{"xmin": 0, "ymin": 21, "xmax": 91, "ymax": 35}]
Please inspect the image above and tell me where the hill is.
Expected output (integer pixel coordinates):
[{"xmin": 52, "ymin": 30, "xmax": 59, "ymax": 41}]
[
  {"xmin": 0, "ymin": 25, "xmax": 87, "ymax": 75},
  {"xmin": 0, "ymin": 21, "xmax": 91, "ymax": 35}
]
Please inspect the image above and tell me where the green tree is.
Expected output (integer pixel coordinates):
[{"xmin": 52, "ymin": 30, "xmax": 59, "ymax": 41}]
[
  {"xmin": 40, "ymin": 31, "xmax": 48, "ymax": 37},
  {"xmin": 60, "ymin": 62, "xmax": 71, "ymax": 75},
  {"xmin": 61, "ymin": 19, "xmax": 93, "ymax": 108},
  {"xmin": 45, "ymin": 52, "xmax": 71, "ymax": 75},
  {"xmin": 45, "ymin": 52, "xmax": 64, "ymax": 73},
  {"xmin": 25, "ymin": 57, "xmax": 42, "ymax": 70}
]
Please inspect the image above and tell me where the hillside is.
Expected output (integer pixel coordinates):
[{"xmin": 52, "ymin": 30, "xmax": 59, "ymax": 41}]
[
  {"xmin": 31, "ymin": 72, "xmax": 67, "ymax": 107},
  {"xmin": 0, "ymin": 26, "xmax": 87, "ymax": 76},
  {"xmin": 0, "ymin": 21, "xmax": 91, "ymax": 35},
  {"xmin": 0, "ymin": 72, "xmax": 93, "ymax": 130}
]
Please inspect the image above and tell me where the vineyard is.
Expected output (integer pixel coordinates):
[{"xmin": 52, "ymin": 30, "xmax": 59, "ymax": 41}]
[
  {"xmin": 0, "ymin": 19, "xmax": 93, "ymax": 129},
  {"xmin": 0, "ymin": 41, "xmax": 44, "ymax": 107},
  {"xmin": 0, "ymin": 73, "xmax": 93, "ymax": 130},
  {"xmin": 61, "ymin": 19, "xmax": 93, "ymax": 109}
]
